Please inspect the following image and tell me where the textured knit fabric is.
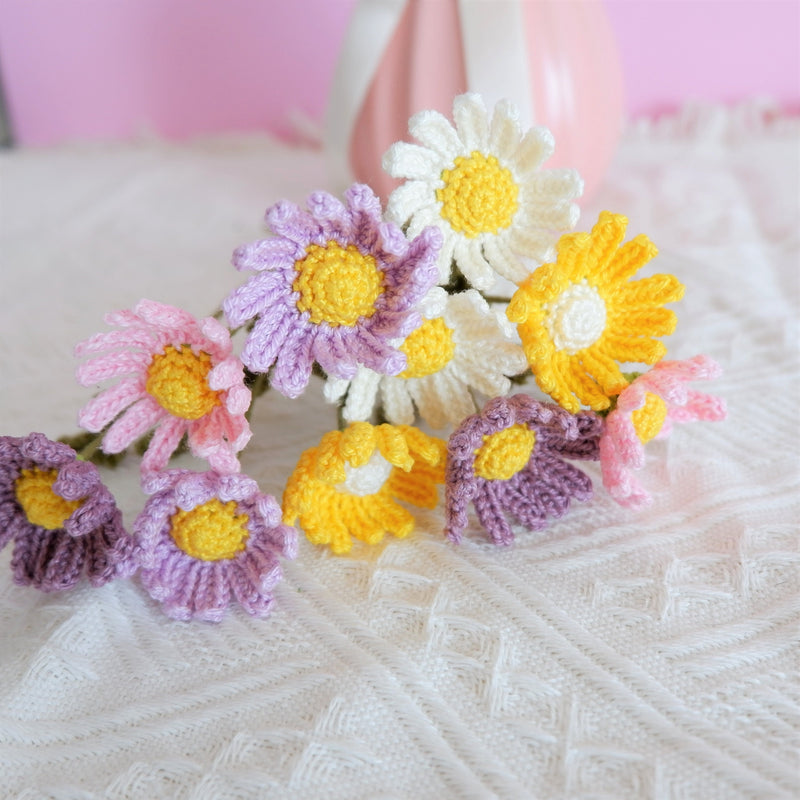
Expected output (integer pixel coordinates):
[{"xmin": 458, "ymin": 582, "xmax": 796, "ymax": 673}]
[{"xmin": 1, "ymin": 106, "xmax": 797, "ymax": 799}]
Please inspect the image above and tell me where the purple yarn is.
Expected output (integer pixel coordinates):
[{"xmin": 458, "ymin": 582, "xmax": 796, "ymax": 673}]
[
  {"xmin": 0, "ymin": 433, "xmax": 137, "ymax": 591},
  {"xmin": 134, "ymin": 469, "xmax": 297, "ymax": 622},
  {"xmin": 223, "ymin": 183, "xmax": 442, "ymax": 399},
  {"xmin": 445, "ymin": 396, "xmax": 603, "ymax": 546}
]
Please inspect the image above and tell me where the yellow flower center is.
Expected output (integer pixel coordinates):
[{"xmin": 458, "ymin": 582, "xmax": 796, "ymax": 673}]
[
  {"xmin": 169, "ymin": 499, "xmax": 250, "ymax": 561},
  {"xmin": 293, "ymin": 241, "xmax": 384, "ymax": 327},
  {"xmin": 437, "ymin": 151, "xmax": 519, "ymax": 238},
  {"xmin": 399, "ymin": 317, "xmax": 456, "ymax": 378},
  {"xmin": 631, "ymin": 392, "xmax": 668, "ymax": 444},
  {"xmin": 14, "ymin": 468, "xmax": 84, "ymax": 530},
  {"xmin": 544, "ymin": 279, "xmax": 607, "ymax": 355},
  {"xmin": 473, "ymin": 423, "xmax": 536, "ymax": 481},
  {"xmin": 146, "ymin": 345, "xmax": 220, "ymax": 420}
]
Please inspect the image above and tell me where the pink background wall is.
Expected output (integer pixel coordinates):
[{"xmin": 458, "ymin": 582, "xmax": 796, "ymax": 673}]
[{"xmin": 0, "ymin": 0, "xmax": 798, "ymax": 147}]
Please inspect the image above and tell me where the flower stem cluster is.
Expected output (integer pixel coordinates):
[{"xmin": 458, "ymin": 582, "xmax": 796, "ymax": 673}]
[{"xmin": 1, "ymin": 93, "xmax": 726, "ymax": 623}]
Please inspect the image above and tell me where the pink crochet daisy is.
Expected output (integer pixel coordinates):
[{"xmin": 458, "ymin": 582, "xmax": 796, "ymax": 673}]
[
  {"xmin": 223, "ymin": 183, "xmax": 441, "ymax": 399},
  {"xmin": 75, "ymin": 300, "xmax": 252, "ymax": 475},
  {"xmin": 599, "ymin": 355, "xmax": 727, "ymax": 508}
]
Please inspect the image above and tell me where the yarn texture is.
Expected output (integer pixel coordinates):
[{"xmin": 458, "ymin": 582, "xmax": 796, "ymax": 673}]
[
  {"xmin": 0, "ymin": 433, "xmax": 136, "ymax": 591},
  {"xmin": 75, "ymin": 299, "xmax": 251, "ymax": 475},
  {"xmin": 324, "ymin": 287, "xmax": 528, "ymax": 429},
  {"xmin": 283, "ymin": 423, "xmax": 446, "ymax": 554},
  {"xmin": 384, "ymin": 93, "xmax": 583, "ymax": 289},
  {"xmin": 445, "ymin": 395, "xmax": 602, "ymax": 545},
  {"xmin": 223, "ymin": 183, "xmax": 442, "ymax": 399},
  {"xmin": 599, "ymin": 355, "xmax": 728, "ymax": 508},
  {"xmin": 135, "ymin": 470, "xmax": 297, "ymax": 622},
  {"xmin": 507, "ymin": 211, "xmax": 685, "ymax": 413}
]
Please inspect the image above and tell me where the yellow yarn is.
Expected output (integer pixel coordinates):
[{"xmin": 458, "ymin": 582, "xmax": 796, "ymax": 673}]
[
  {"xmin": 293, "ymin": 241, "xmax": 384, "ymax": 327},
  {"xmin": 507, "ymin": 211, "xmax": 684, "ymax": 413},
  {"xmin": 437, "ymin": 152, "xmax": 519, "ymax": 237},
  {"xmin": 283, "ymin": 423, "xmax": 446, "ymax": 554},
  {"xmin": 14, "ymin": 468, "xmax": 84, "ymax": 530},
  {"xmin": 473, "ymin": 424, "xmax": 536, "ymax": 481},
  {"xmin": 399, "ymin": 317, "xmax": 455, "ymax": 378},
  {"xmin": 169, "ymin": 499, "xmax": 250, "ymax": 561},
  {"xmin": 632, "ymin": 392, "xmax": 668, "ymax": 444},
  {"xmin": 146, "ymin": 345, "xmax": 220, "ymax": 420}
]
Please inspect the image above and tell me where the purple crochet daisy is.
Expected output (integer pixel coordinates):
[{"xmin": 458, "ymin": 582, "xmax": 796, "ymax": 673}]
[
  {"xmin": 223, "ymin": 183, "xmax": 442, "ymax": 398},
  {"xmin": 0, "ymin": 433, "xmax": 137, "ymax": 591},
  {"xmin": 134, "ymin": 470, "xmax": 297, "ymax": 622},
  {"xmin": 445, "ymin": 395, "xmax": 602, "ymax": 545}
]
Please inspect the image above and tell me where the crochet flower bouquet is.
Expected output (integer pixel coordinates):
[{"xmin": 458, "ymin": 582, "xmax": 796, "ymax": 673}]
[{"xmin": 1, "ymin": 94, "xmax": 726, "ymax": 622}]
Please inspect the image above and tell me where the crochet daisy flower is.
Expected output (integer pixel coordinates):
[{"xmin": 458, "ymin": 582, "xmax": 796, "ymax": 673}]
[
  {"xmin": 599, "ymin": 355, "xmax": 727, "ymax": 508},
  {"xmin": 507, "ymin": 211, "xmax": 685, "ymax": 413},
  {"xmin": 223, "ymin": 184, "xmax": 441, "ymax": 399},
  {"xmin": 0, "ymin": 433, "xmax": 136, "ymax": 591},
  {"xmin": 134, "ymin": 470, "xmax": 297, "ymax": 622},
  {"xmin": 283, "ymin": 422, "xmax": 446, "ymax": 554},
  {"xmin": 75, "ymin": 300, "xmax": 252, "ymax": 475},
  {"xmin": 445, "ymin": 395, "xmax": 602, "ymax": 546},
  {"xmin": 383, "ymin": 93, "xmax": 583, "ymax": 290},
  {"xmin": 324, "ymin": 287, "xmax": 528, "ymax": 429}
]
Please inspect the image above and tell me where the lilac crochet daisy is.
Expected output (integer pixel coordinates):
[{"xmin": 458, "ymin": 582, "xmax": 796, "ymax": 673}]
[
  {"xmin": 0, "ymin": 433, "xmax": 136, "ymax": 591},
  {"xmin": 134, "ymin": 470, "xmax": 297, "ymax": 622},
  {"xmin": 223, "ymin": 183, "xmax": 442, "ymax": 398},
  {"xmin": 445, "ymin": 395, "xmax": 602, "ymax": 545}
]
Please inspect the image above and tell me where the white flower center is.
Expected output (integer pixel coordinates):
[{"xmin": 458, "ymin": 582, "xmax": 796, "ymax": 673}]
[
  {"xmin": 544, "ymin": 279, "xmax": 607, "ymax": 354},
  {"xmin": 336, "ymin": 450, "xmax": 394, "ymax": 497}
]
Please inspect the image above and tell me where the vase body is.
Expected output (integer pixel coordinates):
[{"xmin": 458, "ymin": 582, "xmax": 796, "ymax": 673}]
[{"xmin": 328, "ymin": 0, "xmax": 624, "ymax": 205}]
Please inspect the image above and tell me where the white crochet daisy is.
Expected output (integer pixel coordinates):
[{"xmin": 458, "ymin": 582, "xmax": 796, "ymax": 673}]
[
  {"xmin": 383, "ymin": 93, "xmax": 583, "ymax": 291},
  {"xmin": 324, "ymin": 288, "xmax": 528, "ymax": 429}
]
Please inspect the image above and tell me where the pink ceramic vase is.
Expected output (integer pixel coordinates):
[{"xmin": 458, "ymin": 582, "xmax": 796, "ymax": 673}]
[{"xmin": 328, "ymin": 0, "xmax": 624, "ymax": 204}]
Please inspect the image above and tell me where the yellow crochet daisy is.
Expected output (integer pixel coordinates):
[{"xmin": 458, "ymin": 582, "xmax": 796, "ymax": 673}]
[
  {"xmin": 507, "ymin": 211, "xmax": 684, "ymax": 412},
  {"xmin": 282, "ymin": 422, "xmax": 446, "ymax": 554}
]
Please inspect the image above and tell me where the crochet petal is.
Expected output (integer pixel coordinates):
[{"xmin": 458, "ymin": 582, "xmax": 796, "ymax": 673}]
[
  {"xmin": 452, "ymin": 93, "xmax": 489, "ymax": 152},
  {"xmin": 140, "ymin": 416, "xmax": 186, "ymax": 474},
  {"xmin": 77, "ymin": 377, "xmax": 144, "ymax": 432},
  {"xmin": 240, "ymin": 302, "xmax": 296, "ymax": 374},
  {"xmin": 102, "ymin": 397, "xmax": 165, "ymax": 454},
  {"xmin": 231, "ymin": 236, "xmax": 302, "ymax": 272}
]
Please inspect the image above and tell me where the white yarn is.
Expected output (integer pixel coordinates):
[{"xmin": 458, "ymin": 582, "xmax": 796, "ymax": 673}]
[
  {"xmin": 544, "ymin": 279, "xmax": 607, "ymax": 354},
  {"xmin": 383, "ymin": 93, "xmax": 583, "ymax": 291},
  {"xmin": 325, "ymin": 288, "xmax": 528, "ymax": 429},
  {"xmin": 336, "ymin": 450, "xmax": 393, "ymax": 497}
]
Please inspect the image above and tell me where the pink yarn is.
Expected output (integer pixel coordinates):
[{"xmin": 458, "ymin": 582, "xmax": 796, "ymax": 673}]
[
  {"xmin": 600, "ymin": 355, "xmax": 727, "ymax": 508},
  {"xmin": 75, "ymin": 299, "xmax": 252, "ymax": 476}
]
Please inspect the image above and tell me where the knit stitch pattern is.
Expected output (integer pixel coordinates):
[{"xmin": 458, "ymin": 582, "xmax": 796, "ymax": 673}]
[
  {"xmin": 0, "ymin": 433, "xmax": 136, "ymax": 591},
  {"xmin": 223, "ymin": 183, "xmax": 442, "ymax": 399},
  {"xmin": 445, "ymin": 396, "xmax": 602, "ymax": 545}
]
